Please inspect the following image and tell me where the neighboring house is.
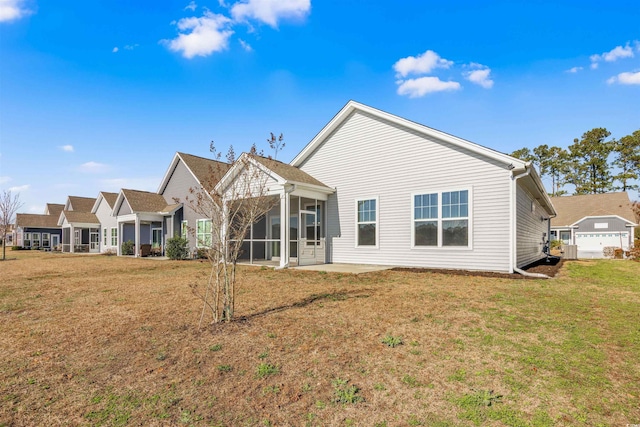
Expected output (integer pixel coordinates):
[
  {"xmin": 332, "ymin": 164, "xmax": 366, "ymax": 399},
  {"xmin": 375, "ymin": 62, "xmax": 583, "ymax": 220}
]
[
  {"xmin": 58, "ymin": 196, "xmax": 99, "ymax": 253},
  {"xmin": 15, "ymin": 203, "xmax": 64, "ymax": 250},
  {"xmin": 157, "ymin": 152, "xmax": 232, "ymax": 251},
  {"xmin": 112, "ymin": 189, "xmax": 181, "ymax": 256},
  {"xmin": 91, "ymin": 191, "xmax": 119, "ymax": 253},
  {"xmin": 550, "ymin": 192, "xmax": 638, "ymax": 258},
  {"xmin": 220, "ymin": 101, "xmax": 555, "ymax": 273}
]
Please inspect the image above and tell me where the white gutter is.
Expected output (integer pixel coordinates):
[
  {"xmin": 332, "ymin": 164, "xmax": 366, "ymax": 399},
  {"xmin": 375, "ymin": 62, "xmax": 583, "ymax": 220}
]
[{"xmin": 511, "ymin": 165, "xmax": 551, "ymax": 279}]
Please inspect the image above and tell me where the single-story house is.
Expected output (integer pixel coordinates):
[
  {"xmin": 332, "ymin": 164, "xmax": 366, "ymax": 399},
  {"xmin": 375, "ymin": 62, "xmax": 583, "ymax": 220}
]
[
  {"xmin": 112, "ymin": 189, "xmax": 181, "ymax": 256},
  {"xmin": 91, "ymin": 191, "xmax": 119, "ymax": 253},
  {"xmin": 157, "ymin": 152, "xmax": 232, "ymax": 251},
  {"xmin": 550, "ymin": 192, "xmax": 638, "ymax": 258},
  {"xmin": 15, "ymin": 203, "xmax": 64, "ymax": 250},
  {"xmin": 218, "ymin": 101, "xmax": 556, "ymax": 273},
  {"xmin": 58, "ymin": 196, "xmax": 99, "ymax": 253}
]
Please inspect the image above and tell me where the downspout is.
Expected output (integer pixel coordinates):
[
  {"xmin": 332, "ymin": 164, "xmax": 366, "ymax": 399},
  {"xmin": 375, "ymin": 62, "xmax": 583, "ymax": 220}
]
[
  {"xmin": 275, "ymin": 184, "xmax": 296, "ymax": 270},
  {"xmin": 511, "ymin": 165, "xmax": 551, "ymax": 279}
]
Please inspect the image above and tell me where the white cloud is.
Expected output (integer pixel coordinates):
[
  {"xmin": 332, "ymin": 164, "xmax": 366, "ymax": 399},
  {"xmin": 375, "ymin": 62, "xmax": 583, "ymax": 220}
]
[
  {"xmin": 607, "ymin": 71, "xmax": 640, "ymax": 85},
  {"xmin": 464, "ymin": 65, "xmax": 493, "ymax": 88},
  {"xmin": 0, "ymin": 176, "xmax": 11, "ymax": 184},
  {"xmin": 239, "ymin": 38, "xmax": 253, "ymax": 51},
  {"xmin": 112, "ymin": 47, "xmax": 119, "ymax": 53},
  {"xmin": 566, "ymin": 66, "xmax": 583, "ymax": 73},
  {"xmin": 124, "ymin": 44, "xmax": 138, "ymax": 50},
  {"xmin": 0, "ymin": 0, "xmax": 32, "ymax": 22},
  {"xmin": 163, "ymin": 11, "xmax": 234, "ymax": 58},
  {"xmin": 590, "ymin": 42, "xmax": 636, "ymax": 68},
  {"xmin": 78, "ymin": 161, "xmax": 109, "ymax": 173},
  {"xmin": 28, "ymin": 204, "xmax": 43, "ymax": 213},
  {"xmin": 393, "ymin": 50, "xmax": 453, "ymax": 78},
  {"xmin": 396, "ymin": 77, "xmax": 461, "ymax": 98},
  {"xmin": 59, "ymin": 144, "xmax": 74, "ymax": 152},
  {"xmin": 231, "ymin": 0, "xmax": 311, "ymax": 28},
  {"xmin": 8, "ymin": 184, "xmax": 30, "ymax": 192},
  {"xmin": 185, "ymin": 1, "xmax": 197, "ymax": 11}
]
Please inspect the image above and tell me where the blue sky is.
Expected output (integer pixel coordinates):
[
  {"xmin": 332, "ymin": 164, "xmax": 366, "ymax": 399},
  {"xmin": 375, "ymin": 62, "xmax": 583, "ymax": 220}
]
[{"xmin": 1, "ymin": 0, "xmax": 639, "ymax": 213}]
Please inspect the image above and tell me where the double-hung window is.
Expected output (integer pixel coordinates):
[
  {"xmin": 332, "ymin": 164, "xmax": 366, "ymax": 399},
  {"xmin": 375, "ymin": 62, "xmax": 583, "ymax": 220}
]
[
  {"xmin": 42, "ymin": 233, "xmax": 50, "ymax": 248},
  {"xmin": 196, "ymin": 219, "xmax": 212, "ymax": 248},
  {"xmin": 413, "ymin": 190, "xmax": 470, "ymax": 247},
  {"xmin": 103, "ymin": 228, "xmax": 107, "ymax": 245},
  {"xmin": 111, "ymin": 228, "xmax": 118, "ymax": 246},
  {"xmin": 356, "ymin": 198, "xmax": 378, "ymax": 247}
]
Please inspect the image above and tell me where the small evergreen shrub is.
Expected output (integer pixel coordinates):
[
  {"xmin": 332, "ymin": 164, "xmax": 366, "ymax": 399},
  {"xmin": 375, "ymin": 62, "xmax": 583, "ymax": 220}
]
[
  {"xmin": 121, "ymin": 240, "xmax": 135, "ymax": 256},
  {"xmin": 166, "ymin": 236, "xmax": 189, "ymax": 260}
]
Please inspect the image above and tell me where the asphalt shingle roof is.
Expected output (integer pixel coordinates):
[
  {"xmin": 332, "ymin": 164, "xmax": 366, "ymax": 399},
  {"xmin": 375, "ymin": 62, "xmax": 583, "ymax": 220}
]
[
  {"xmin": 68, "ymin": 196, "xmax": 97, "ymax": 212},
  {"xmin": 16, "ymin": 213, "xmax": 60, "ymax": 228},
  {"xmin": 122, "ymin": 189, "xmax": 172, "ymax": 213},
  {"xmin": 61, "ymin": 211, "xmax": 100, "ymax": 225},
  {"xmin": 252, "ymin": 155, "xmax": 330, "ymax": 188},
  {"xmin": 178, "ymin": 152, "xmax": 232, "ymax": 192},
  {"xmin": 550, "ymin": 192, "xmax": 638, "ymax": 226}
]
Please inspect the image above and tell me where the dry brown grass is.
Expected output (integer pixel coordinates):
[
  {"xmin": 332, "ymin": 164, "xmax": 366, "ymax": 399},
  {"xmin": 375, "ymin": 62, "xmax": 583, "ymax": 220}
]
[{"xmin": 1, "ymin": 250, "xmax": 639, "ymax": 426}]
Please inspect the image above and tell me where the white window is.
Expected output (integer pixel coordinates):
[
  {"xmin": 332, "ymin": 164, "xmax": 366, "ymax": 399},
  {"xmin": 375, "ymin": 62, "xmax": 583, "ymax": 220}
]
[
  {"xmin": 196, "ymin": 219, "xmax": 212, "ymax": 248},
  {"xmin": 103, "ymin": 228, "xmax": 107, "ymax": 244},
  {"xmin": 412, "ymin": 189, "xmax": 470, "ymax": 248},
  {"xmin": 24, "ymin": 232, "xmax": 31, "ymax": 248},
  {"xmin": 111, "ymin": 228, "xmax": 118, "ymax": 247},
  {"xmin": 181, "ymin": 220, "xmax": 188, "ymax": 239},
  {"xmin": 356, "ymin": 198, "xmax": 378, "ymax": 247},
  {"xmin": 42, "ymin": 233, "xmax": 50, "ymax": 247}
]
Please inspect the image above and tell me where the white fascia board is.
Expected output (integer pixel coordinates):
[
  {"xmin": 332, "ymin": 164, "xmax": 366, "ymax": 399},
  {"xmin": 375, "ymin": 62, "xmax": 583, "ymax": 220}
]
[
  {"xmin": 91, "ymin": 192, "xmax": 104, "ymax": 214},
  {"xmin": 57, "ymin": 211, "xmax": 66, "ymax": 227},
  {"xmin": 524, "ymin": 163, "xmax": 556, "ymax": 216},
  {"xmin": 111, "ymin": 191, "xmax": 127, "ymax": 217},
  {"xmin": 215, "ymin": 153, "xmax": 286, "ymax": 193},
  {"xmin": 291, "ymin": 100, "xmax": 528, "ymax": 169},
  {"xmin": 157, "ymin": 152, "xmax": 181, "ymax": 195}
]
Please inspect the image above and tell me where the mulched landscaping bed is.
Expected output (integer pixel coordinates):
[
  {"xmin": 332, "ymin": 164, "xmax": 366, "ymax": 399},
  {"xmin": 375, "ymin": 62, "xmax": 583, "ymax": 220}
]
[{"xmin": 392, "ymin": 256, "xmax": 564, "ymax": 279}]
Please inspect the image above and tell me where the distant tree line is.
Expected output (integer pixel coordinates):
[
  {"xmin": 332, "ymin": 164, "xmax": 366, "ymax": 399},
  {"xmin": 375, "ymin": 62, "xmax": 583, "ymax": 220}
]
[{"xmin": 511, "ymin": 128, "xmax": 640, "ymax": 197}]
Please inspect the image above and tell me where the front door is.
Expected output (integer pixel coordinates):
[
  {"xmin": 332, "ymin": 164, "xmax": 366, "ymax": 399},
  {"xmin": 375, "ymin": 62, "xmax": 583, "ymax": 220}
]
[
  {"xmin": 298, "ymin": 211, "xmax": 317, "ymax": 266},
  {"xmin": 51, "ymin": 234, "xmax": 60, "ymax": 251}
]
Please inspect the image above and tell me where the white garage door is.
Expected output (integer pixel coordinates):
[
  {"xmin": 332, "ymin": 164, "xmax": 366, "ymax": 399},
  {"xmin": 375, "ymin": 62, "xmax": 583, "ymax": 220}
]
[{"xmin": 576, "ymin": 232, "xmax": 629, "ymax": 258}]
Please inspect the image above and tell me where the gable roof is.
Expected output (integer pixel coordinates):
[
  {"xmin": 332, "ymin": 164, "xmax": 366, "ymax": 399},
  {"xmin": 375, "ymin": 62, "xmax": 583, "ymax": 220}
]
[
  {"xmin": 157, "ymin": 152, "xmax": 232, "ymax": 195},
  {"xmin": 59, "ymin": 210, "xmax": 100, "ymax": 225},
  {"xmin": 45, "ymin": 203, "xmax": 64, "ymax": 217},
  {"xmin": 91, "ymin": 191, "xmax": 119, "ymax": 213},
  {"xmin": 16, "ymin": 213, "xmax": 60, "ymax": 229},
  {"xmin": 119, "ymin": 189, "xmax": 173, "ymax": 213},
  {"xmin": 216, "ymin": 153, "xmax": 334, "ymax": 196},
  {"xmin": 67, "ymin": 196, "xmax": 97, "ymax": 212},
  {"xmin": 551, "ymin": 192, "xmax": 638, "ymax": 227},
  {"xmin": 289, "ymin": 100, "xmax": 554, "ymax": 215},
  {"xmin": 252, "ymin": 155, "xmax": 330, "ymax": 188},
  {"xmin": 291, "ymin": 100, "xmax": 528, "ymax": 169}
]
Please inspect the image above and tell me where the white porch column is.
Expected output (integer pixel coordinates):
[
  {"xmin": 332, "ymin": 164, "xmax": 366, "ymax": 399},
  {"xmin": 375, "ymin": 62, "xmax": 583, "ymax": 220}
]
[
  {"xmin": 117, "ymin": 221, "xmax": 122, "ymax": 256},
  {"xmin": 70, "ymin": 225, "xmax": 75, "ymax": 253},
  {"xmin": 134, "ymin": 215, "xmax": 140, "ymax": 257},
  {"xmin": 279, "ymin": 189, "xmax": 290, "ymax": 268}
]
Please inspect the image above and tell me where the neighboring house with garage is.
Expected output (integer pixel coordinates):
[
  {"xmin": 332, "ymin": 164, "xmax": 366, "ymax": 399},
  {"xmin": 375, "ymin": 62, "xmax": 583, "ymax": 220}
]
[
  {"xmin": 550, "ymin": 192, "xmax": 638, "ymax": 258},
  {"xmin": 15, "ymin": 203, "xmax": 64, "ymax": 250}
]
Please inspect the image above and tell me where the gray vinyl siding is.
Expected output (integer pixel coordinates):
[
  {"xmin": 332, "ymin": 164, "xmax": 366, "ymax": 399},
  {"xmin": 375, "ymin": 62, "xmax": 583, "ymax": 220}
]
[
  {"xmin": 94, "ymin": 198, "xmax": 117, "ymax": 252},
  {"xmin": 117, "ymin": 201, "xmax": 131, "ymax": 216},
  {"xmin": 516, "ymin": 184, "xmax": 549, "ymax": 268},
  {"xmin": 298, "ymin": 110, "xmax": 513, "ymax": 273},
  {"xmin": 160, "ymin": 159, "xmax": 207, "ymax": 250},
  {"xmin": 575, "ymin": 216, "xmax": 634, "ymax": 247}
]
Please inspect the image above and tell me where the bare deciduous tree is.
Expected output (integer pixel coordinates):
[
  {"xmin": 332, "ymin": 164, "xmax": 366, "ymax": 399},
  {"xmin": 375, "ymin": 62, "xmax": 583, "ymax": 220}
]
[
  {"xmin": 187, "ymin": 141, "xmax": 282, "ymax": 325},
  {"xmin": 0, "ymin": 190, "xmax": 23, "ymax": 260}
]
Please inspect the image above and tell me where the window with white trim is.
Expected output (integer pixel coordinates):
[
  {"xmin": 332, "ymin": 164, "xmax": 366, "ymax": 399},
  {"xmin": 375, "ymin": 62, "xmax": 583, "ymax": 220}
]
[
  {"xmin": 111, "ymin": 228, "xmax": 118, "ymax": 246},
  {"xmin": 42, "ymin": 233, "xmax": 50, "ymax": 247},
  {"xmin": 412, "ymin": 190, "xmax": 470, "ymax": 247},
  {"xmin": 24, "ymin": 232, "xmax": 31, "ymax": 248},
  {"xmin": 196, "ymin": 219, "xmax": 212, "ymax": 248},
  {"xmin": 414, "ymin": 193, "xmax": 438, "ymax": 246},
  {"xmin": 356, "ymin": 198, "xmax": 377, "ymax": 247},
  {"xmin": 103, "ymin": 228, "xmax": 107, "ymax": 244}
]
